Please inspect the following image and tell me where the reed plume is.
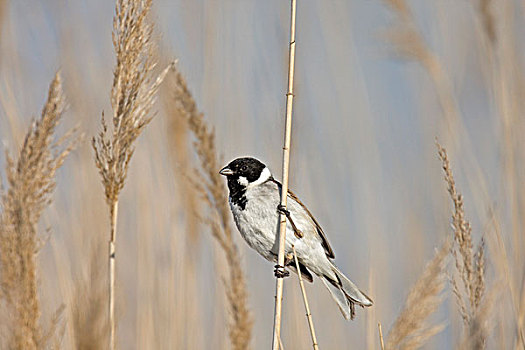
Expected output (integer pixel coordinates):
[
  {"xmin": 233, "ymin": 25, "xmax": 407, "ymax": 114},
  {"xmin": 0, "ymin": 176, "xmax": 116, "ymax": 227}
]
[
  {"xmin": 385, "ymin": 241, "xmax": 450, "ymax": 350},
  {"xmin": 92, "ymin": 0, "xmax": 170, "ymax": 208},
  {"xmin": 0, "ymin": 73, "xmax": 76, "ymax": 349},
  {"xmin": 169, "ymin": 65, "xmax": 253, "ymax": 350},
  {"xmin": 437, "ymin": 142, "xmax": 486, "ymax": 346},
  {"xmin": 91, "ymin": 0, "xmax": 170, "ymax": 348}
]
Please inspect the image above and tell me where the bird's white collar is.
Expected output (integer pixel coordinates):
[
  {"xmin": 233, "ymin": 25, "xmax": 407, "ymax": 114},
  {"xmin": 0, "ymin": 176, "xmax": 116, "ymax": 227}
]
[{"xmin": 237, "ymin": 167, "xmax": 272, "ymax": 188}]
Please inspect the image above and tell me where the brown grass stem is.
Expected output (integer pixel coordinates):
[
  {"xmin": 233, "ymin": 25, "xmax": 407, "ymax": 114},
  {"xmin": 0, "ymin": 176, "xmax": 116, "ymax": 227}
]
[
  {"xmin": 378, "ymin": 323, "xmax": 385, "ymax": 350},
  {"xmin": 292, "ymin": 245, "xmax": 319, "ymax": 350},
  {"xmin": 108, "ymin": 200, "xmax": 118, "ymax": 350},
  {"xmin": 272, "ymin": 0, "xmax": 297, "ymax": 348}
]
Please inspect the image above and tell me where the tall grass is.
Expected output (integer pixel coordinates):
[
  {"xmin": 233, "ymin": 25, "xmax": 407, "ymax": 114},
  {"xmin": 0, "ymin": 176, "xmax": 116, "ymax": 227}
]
[
  {"xmin": 170, "ymin": 65, "xmax": 253, "ymax": 350},
  {"xmin": 0, "ymin": 73, "xmax": 76, "ymax": 349},
  {"xmin": 91, "ymin": 0, "xmax": 170, "ymax": 348},
  {"xmin": 437, "ymin": 143, "xmax": 486, "ymax": 339}
]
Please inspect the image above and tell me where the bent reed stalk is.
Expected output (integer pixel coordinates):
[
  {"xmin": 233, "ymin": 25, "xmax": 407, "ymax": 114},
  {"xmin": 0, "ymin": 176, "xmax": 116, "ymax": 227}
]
[
  {"xmin": 272, "ymin": 0, "xmax": 298, "ymax": 349},
  {"xmin": 170, "ymin": 66, "xmax": 253, "ymax": 350}
]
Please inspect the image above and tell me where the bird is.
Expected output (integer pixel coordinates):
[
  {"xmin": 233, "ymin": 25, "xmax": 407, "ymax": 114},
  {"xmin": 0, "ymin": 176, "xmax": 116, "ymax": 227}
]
[{"xmin": 219, "ymin": 157, "xmax": 373, "ymax": 319}]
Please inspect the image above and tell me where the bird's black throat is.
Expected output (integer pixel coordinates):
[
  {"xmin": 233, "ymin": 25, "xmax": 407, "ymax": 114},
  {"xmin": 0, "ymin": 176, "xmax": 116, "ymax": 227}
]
[{"xmin": 227, "ymin": 177, "xmax": 247, "ymax": 210}]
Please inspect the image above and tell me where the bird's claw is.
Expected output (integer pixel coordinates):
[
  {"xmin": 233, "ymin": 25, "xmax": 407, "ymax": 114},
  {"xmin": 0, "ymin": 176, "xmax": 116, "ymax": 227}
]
[
  {"xmin": 277, "ymin": 204, "xmax": 290, "ymax": 217},
  {"xmin": 274, "ymin": 264, "xmax": 290, "ymax": 278},
  {"xmin": 277, "ymin": 204, "xmax": 304, "ymax": 239}
]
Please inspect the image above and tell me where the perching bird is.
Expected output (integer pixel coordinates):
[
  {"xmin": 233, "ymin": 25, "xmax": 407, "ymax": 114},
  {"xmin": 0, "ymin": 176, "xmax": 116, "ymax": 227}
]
[{"xmin": 219, "ymin": 157, "xmax": 373, "ymax": 319}]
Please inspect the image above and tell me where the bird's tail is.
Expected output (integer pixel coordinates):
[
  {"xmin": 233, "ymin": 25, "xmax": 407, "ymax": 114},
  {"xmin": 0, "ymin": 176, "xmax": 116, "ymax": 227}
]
[{"xmin": 320, "ymin": 263, "xmax": 373, "ymax": 320}]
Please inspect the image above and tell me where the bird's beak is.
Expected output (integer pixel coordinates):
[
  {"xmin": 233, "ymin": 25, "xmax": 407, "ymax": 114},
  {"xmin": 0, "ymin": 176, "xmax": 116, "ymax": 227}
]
[{"xmin": 219, "ymin": 166, "xmax": 234, "ymax": 176}]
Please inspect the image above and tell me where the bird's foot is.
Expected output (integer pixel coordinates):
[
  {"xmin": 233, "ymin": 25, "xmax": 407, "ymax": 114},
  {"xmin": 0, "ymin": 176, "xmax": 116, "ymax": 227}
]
[
  {"xmin": 277, "ymin": 204, "xmax": 304, "ymax": 239},
  {"xmin": 274, "ymin": 264, "xmax": 290, "ymax": 278},
  {"xmin": 276, "ymin": 204, "xmax": 290, "ymax": 217}
]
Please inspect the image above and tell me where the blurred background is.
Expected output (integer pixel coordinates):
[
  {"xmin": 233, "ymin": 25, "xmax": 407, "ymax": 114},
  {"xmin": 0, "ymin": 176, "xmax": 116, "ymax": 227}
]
[{"xmin": 0, "ymin": 0, "xmax": 523, "ymax": 348}]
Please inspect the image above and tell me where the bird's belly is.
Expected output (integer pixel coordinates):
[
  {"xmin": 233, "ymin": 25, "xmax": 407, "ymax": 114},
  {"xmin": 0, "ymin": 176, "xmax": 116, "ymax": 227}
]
[
  {"xmin": 230, "ymin": 191, "xmax": 329, "ymax": 275},
  {"xmin": 231, "ymin": 201, "xmax": 278, "ymax": 261}
]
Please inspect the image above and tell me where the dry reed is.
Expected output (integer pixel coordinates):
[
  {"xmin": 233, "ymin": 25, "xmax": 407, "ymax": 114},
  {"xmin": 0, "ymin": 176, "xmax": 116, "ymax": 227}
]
[
  {"xmin": 292, "ymin": 245, "xmax": 319, "ymax": 350},
  {"xmin": 437, "ymin": 142, "xmax": 486, "ymax": 345},
  {"xmin": 91, "ymin": 0, "xmax": 171, "ymax": 348},
  {"xmin": 378, "ymin": 322, "xmax": 385, "ymax": 350},
  {"xmin": 384, "ymin": 241, "xmax": 449, "ymax": 350},
  {"xmin": 273, "ymin": 1, "xmax": 297, "ymax": 348},
  {"xmin": 0, "ymin": 73, "xmax": 76, "ymax": 349},
  {"xmin": 170, "ymin": 65, "xmax": 253, "ymax": 350},
  {"xmin": 272, "ymin": 0, "xmax": 297, "ymax": 350}
]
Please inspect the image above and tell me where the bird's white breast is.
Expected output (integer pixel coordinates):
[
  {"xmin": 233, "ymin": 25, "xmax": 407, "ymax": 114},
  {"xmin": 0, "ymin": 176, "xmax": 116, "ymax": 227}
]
[
  {"xmin": 229, "ymin": 179, "xmax": 331, "ymax": 278},
  {"xmin": 230, "ymin": 182, "xmax": 280, "ymax": 261}
]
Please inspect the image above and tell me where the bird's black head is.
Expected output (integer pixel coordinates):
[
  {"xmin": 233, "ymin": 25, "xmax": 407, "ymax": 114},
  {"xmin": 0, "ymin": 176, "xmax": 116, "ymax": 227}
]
[
  {"xmin": 219, "ymin": 157, "xmax": 270, "ymax": 184},
  {"xmin": 219, "ymin": 157, "xmax": 271, "ymax": 209}
]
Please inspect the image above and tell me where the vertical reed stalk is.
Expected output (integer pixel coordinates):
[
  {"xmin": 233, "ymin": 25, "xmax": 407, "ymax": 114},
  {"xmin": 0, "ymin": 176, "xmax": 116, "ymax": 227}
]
[
  {"xmin": 108, "ymin": 201, "xmax": 118, "ymax": 349},
  {"xmin": 272, "ymin": 0, "xmax": 297, "ymax": 349},
  {"xmin": 378, "ymin": 323, "xmax": 385, "ymax": 350},
  {"xmin": 91, "ymin": 1, "xmax": 171, "ymax": 348},
  {"xmin": 292, "ymin": 246, "xmax": 319, "ymax": 350}
]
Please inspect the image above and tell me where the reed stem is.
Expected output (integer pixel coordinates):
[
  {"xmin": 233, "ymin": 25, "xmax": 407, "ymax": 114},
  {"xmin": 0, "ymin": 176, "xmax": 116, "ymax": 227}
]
[
  {"xmin": 378, "ymin": 322, "xmax": 385, "ymax": 350},
  {"xmin": 292, "ymin": 246, "xmax": 319, "ymax": 350},
  {"xmin": 109, "ymin": 200, "xmax": 118, "ymax": 350},
  {"xmin": 271, "ymin": 0, "xmax": 297, "ymax": 349}
]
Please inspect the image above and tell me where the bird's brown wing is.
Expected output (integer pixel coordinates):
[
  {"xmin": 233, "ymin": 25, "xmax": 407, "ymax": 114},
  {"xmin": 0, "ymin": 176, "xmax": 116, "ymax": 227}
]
[
  {"xmin": 287, "ymin": 189, "xmax": 335, "ymax": 259},
  {"xmin": 270, "ymin": 178, "xmax": 335, "ymax": 259}
]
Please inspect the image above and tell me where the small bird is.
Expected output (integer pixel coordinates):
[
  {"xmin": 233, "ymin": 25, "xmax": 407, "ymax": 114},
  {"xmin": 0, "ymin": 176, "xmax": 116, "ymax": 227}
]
[{"xmin": 219, "ymin": 157, "xmax": 372, "ymax": 319}]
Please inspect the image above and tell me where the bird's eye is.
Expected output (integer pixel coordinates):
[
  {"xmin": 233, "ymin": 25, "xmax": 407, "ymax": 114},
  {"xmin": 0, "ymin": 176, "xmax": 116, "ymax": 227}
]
[{"xmin": 241, "ymin": 165, "xmax": 248, "ymax": 172}]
